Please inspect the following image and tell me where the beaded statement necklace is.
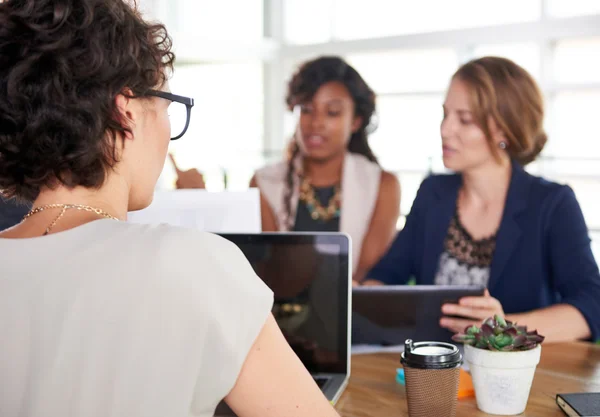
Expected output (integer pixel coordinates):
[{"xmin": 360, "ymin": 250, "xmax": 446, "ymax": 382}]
[{"xmin": 298, "ymin": 177, "xmax": 341, "ymax": 222}]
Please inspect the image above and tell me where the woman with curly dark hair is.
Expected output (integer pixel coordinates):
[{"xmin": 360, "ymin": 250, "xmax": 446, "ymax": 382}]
[
  {"xmin": 0, "ymin": 1, "xmax": 340, "ymax": 416},
  {"xmin": 252, "ymin": 56, "xmax": 400, "ymax": 282}
]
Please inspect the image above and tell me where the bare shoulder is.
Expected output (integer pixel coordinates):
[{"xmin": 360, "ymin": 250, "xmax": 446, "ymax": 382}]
[
  {"xmin": 249, "ymin": 174, "xmax": 258, "ymax": 188},
  {"xmin": 379, "ymin": 171, "xmax": 400, "ymax": 196},
  {"xmin": 250, "ymin": 161, "xmax": 288, "ymax": 188}
]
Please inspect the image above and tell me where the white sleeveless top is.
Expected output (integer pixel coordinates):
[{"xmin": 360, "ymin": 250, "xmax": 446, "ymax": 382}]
[
  {"xmin": 255, "ymin": 152, "xmax": 381, "ymax": 272},
  {"xmin": 0, "ymin": 220, "xmax": 273, "ymax": 417}
]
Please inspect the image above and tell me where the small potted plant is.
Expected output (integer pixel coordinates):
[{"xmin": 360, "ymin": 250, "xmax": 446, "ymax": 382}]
[{"xmin": 453, "ymin": 315, "xmax": 545, "ymax": 415}]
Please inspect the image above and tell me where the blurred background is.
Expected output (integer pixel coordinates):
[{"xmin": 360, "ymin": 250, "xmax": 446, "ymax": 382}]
[{"xmin": 139, "ymin": 0, "xmax": 600, "ymax": 254}]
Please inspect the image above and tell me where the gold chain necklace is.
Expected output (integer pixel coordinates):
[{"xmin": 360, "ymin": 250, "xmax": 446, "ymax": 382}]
[
  {"xmin": 298, "ymin": 177, "xmax": 341, "ymax": 222},
  {"xmin": 23, "ymin": 204, "xmax": 119, "ymax": 236}
]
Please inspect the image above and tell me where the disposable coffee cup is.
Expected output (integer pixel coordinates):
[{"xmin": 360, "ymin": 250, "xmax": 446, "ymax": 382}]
[{"xmin": 401, "ymin": 339, "xmax": 462, "ymax": 417}]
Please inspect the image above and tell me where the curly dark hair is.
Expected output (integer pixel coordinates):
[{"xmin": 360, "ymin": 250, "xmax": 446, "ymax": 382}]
[
  {"xmin": 282, "ymin": 56, "xmax": 378, "ymax": 228},
  {"xmin": 0, "ymin": 0, "xmax": 175, "ymax": 201}
]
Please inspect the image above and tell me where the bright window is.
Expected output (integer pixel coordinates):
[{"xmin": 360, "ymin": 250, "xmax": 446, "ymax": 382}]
[
  {"xmin": 283, "ymin": 0, "xmax": 542, "ymax": 44},
  {"xmin": 546, "ymin": 91, "xmax": 600, "ymax": 159},
  {"xmin": 347, "ymin": 49, "xmax": 458, "ymax": 94},
  {"xmin": 162, "ymin": 63, "xmax": 264, "ymax": 191},
  {"xmin": 283, "ymin": 0, "xmax": 332, "ymax": 45},
  {"xmin": 546, "ymin": 0, "xmax": 600, "ymax": 18},
  {"xmin": 332, "ymin": 0, "xmax": 541, "ymax": 40},
  {"xmin": 554, "ymin": 37, "xmax": 600, "ymax": 84},
  {"xmin": 176, "ymin": 0, "xmax": 263, "ymax": 41},
  {"xmin": 368, "ymin": 95, "xmax": 444, "ymax": 172}
]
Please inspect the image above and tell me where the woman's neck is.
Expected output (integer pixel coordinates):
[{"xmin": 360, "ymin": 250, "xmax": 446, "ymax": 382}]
[
  {"xmin": 461, "ymin": 159, "xmax": 512, "ymax": 208},
  {"xmin": 34, "ymin": 178, "xmax": 130, "ymax": 221},
  {"xmin": 303, "ymin": 152, "xmax": 345, "ymax": 187}
]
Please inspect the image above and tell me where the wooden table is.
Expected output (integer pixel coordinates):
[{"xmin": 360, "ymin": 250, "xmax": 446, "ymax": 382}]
[{"xmin": 335, "ymin": 342, "xmax": 600, "ymax": 416}]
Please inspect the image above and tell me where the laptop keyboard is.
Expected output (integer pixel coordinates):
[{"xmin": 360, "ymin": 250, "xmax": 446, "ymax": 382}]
[{"xmin": 313, "ymin": 376, "xmax": 330, "ymax": 389}]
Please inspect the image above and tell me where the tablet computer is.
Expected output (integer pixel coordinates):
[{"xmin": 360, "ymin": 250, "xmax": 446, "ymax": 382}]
[{"xmin": 352, "ymin": 285, "xmax": 485, "ymax": 345}]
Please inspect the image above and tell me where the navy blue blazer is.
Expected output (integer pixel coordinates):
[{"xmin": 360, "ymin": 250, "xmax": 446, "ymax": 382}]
[
  {"xmin": 369, "ymin": 163, "xmax": 600, "ymax": 340},
  {"xmin": 0, "ymin": 196, "xmax": 30, "ymax": 231}
]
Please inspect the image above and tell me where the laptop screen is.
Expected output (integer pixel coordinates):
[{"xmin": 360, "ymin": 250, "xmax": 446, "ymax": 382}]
[{"xmin": 219, "ymin": 233, "xmax": 350, "ymax": 374}]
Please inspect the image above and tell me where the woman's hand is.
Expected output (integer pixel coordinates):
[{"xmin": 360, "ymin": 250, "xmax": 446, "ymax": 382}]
[
  {"xmin": 169, "ymin": 154, "xmax": 205, "ymax": 189},
  {"xmin": 175, "ymin": 168, "xmax": 205, "ymax": 189},
  {"xmin": 440, "ymin": 289, "xmax": 505, "ymax": 334}
]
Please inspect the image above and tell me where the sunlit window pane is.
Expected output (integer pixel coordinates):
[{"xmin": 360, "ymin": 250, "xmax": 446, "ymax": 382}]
[
  {"xmin": 369, "ymin": 95, "xmax": 443, "ymax": 172},
  {"xmin": 545, "ymin": 91, "xmax": 600, "ymax": 159},
  {"xmin": 473, "ymin": 43, "xmax": 542, "ymax": 83},
  {"xmin": 162, "ymin": 63, "xmax": 264, "ymax": 190},
  {"xmin": 546, "ymin": 0, "xmax": 600, "ymax": 18},
  {"xmin": 554, "ymin": 37, "xmax": 600, "ymax": 84},
  {"xmin": 177, "ymin": 0, "xmax": 264, "ymax": 41},
  {"xmin": 333, "ymin": 0, "xmax": 541, "ymax": 40},
  {"xmin": 283, "ymin": 0, "xmax": 332, "ymax": 44},
  {"xmin": 347, "ymin": 49, "xmax": 458, "ymax": 94}
]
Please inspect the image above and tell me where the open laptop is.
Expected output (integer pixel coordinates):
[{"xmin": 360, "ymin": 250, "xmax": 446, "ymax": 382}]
[
  {"xmin": 215, "ymin": 233, "xmax": 351, "ymax": 414},
  {"xmin": 352, "ymin": 285, "xmax": 485, "ymax": 345}
]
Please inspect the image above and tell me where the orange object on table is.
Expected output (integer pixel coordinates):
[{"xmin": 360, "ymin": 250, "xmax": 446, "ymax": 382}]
[{"xmin": 458, "ymin": 369, "xmax": 475, "ymax": 399}]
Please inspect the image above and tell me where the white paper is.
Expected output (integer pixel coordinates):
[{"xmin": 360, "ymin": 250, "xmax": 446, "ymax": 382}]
[{"xmin": 127, "ymin": 189, "xmax": 261, "ymax": 233}]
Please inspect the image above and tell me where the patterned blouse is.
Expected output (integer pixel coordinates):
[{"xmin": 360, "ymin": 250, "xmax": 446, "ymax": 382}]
[{"xmin": 434, "ymin": 211, "xmax": 497, "ymax": 287}]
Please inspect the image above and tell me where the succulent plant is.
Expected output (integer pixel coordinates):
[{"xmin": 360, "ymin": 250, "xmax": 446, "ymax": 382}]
[{"xmin": 452, "ymin": 315, "xmax": 545, "ymax": 351}]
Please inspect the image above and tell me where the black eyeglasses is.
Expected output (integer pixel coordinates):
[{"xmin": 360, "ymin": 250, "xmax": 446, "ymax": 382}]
[{"xmin": 146, "ymin": 90, "xmax": 194, "ymax": 140}]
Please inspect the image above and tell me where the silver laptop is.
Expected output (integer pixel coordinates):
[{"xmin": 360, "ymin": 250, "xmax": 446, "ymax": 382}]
[{"xmin": 214, "ymin": 233, "xmax": 352, "ymax": 415}]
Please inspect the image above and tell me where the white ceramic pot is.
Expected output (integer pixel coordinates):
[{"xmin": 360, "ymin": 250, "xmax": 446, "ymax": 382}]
[{"xmin": 464, "ymin": 344, "xmax": 541, "ymax": 415}]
